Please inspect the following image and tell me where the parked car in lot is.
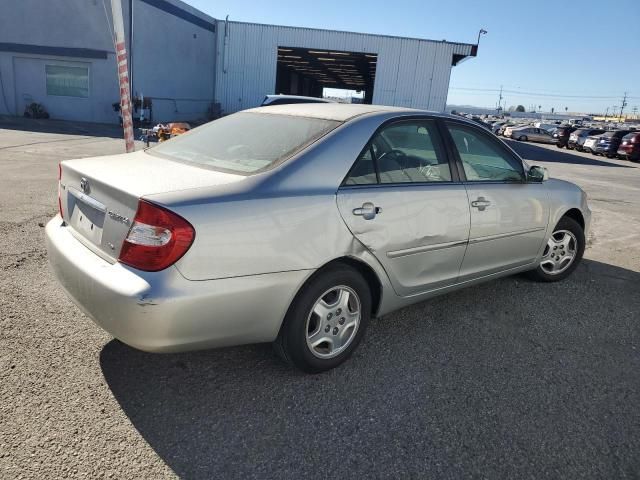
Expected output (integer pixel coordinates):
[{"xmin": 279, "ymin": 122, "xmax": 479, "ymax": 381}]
[
  {"xmin": 594, "ymin": 130, "xmax": 637, "ymax": 158},
  {"xmin": 503, "ymin": 124, "xmax": 521, "ymax": 138},
  {"xmin": 491, "ymin": 121, "xmax": 507, "ymax": 135},
  {"xmin": 554, "ymin": 126, "xmax": 578, "ymax": 148},
  {"xmin": 510, "ymin": 126, "xmax": 556, "ymax": 143},
  {"xmin": 582, "ymin": 134, "xmax": 602, "ymax": 153},
  {"xmin": 498, "ymin": 123, "xmax": 518, "ymax": 136},
  {"xmin": 617, "ymin": 131, "xmax": 640, "ymax": 161},
  {"xmin": 46, "ymin": 104, "xmax": 591, "ymax": 373},
  {"xmin": 568, "ymin": 128, "xmax": 606, "ymax": 151}
]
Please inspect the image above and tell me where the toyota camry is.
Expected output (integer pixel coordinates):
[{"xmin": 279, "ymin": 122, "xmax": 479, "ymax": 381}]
[{"xmin": 46, "ymin": 103, "xmax": 591, "ymax": 373}]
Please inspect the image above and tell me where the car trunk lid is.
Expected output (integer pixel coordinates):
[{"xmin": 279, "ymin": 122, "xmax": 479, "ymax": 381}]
[{"xmin": 59, "ymin": 150, "xmax": 244, "ymax": 262}]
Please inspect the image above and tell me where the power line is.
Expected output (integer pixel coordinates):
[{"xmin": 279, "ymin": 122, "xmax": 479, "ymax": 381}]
[{"xmin": 449, "ymin": 87, "xmax": 631, "ymax": 99}]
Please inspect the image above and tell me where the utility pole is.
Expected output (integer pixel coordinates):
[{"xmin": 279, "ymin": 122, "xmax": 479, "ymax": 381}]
[
  {"xmin": 110, "ymin": 0, "xmax": 135, "ymax": 153},
  {"xmin": 619, "ymin": 92, "xmax": 628, "ymax": 120},
  {"xmin": 496, "ymin": 85, "xmax": 503, "ymax": 115}
]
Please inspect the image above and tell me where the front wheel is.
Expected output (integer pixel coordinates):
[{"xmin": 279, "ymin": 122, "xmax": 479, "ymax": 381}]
[
  {"xmin": 518, "ymin": 135, "xmax": 528, "ymax": 141},
  {"xmin": 274, "ymin": 265, "xmax": 372, "ymax": 373},
  {"xmin": 526, "ymin": 216, "xmax": 585, "ymax": 282}
]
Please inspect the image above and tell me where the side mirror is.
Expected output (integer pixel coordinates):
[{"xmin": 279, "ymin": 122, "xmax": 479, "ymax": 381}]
[{"xmin": 527, "ymin": 165, "xmax": 549, "ymax": 182}]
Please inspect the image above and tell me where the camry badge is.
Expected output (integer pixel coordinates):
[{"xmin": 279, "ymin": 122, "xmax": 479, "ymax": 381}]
[{"xmin": 108, "ymin": 210, "xmax": 131, "ymax": 225}]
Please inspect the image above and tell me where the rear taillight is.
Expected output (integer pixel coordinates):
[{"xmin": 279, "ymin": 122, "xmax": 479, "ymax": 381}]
[
  {"xmin": 58, "ymin": 163, "xmax": 63, "ymax": 218},
  {"xmin": 118, "ymin": 200, "xmax": 195, "ymax": 272}
]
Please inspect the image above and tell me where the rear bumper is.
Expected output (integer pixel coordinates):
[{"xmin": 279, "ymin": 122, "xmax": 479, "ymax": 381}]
[
  {"xmin": 595, "ymin": 145, "xmax": 614, "ymax": 154},
  {"xmin": 45, "ymin": 216, "xmax": 309, "ymax": 352}
]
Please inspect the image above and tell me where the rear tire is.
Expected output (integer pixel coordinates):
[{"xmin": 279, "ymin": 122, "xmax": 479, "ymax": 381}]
[
  {"xmin": 274, "ymin": 264, "xmax": 372, "ymax": 373},
  {"xmin": 526, "ymin": 216, "xmax": 585, "ymax": 282}
]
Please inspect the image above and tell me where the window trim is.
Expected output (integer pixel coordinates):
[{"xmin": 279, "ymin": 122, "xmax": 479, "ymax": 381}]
[
  {"xmin": 340, "ymin": 115, "xmax": 460, "ymax": 188},
  {"xmin": 442, "ymin": 119, "xmax": 527, "ymax": 184}
]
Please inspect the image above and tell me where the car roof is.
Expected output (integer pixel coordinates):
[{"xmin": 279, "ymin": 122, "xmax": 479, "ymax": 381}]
[{"xmin": 246, "ymin": 102, "xmax": 434, "ymax": 122}]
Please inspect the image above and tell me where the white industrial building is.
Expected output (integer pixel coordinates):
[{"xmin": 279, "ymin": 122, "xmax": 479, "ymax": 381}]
[{"xmin": 0, "ymin": 0, "xmax": 478, "ymax": 124}]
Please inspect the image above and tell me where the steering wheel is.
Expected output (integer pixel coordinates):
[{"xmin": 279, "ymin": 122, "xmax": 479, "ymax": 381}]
[{"xmin": 377, "ymin": 149, "xmax": 407, "ymax": 162}]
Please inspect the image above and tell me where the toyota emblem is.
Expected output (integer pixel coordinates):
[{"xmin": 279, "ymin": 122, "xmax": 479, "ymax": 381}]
[{"xmin": 80, "ymin": 177, "xmax": 90, "ymax": 194}]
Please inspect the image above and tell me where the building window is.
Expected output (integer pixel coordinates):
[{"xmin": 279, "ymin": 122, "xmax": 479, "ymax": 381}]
[{"xmin": 45, "ymin": 65, "xmax": 89, "ymax": 98}]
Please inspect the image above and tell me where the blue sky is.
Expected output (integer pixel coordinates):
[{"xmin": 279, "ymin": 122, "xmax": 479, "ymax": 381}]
[{"xmin": 186, "ymin": 0, "xmax": 639, "ymax": 114}]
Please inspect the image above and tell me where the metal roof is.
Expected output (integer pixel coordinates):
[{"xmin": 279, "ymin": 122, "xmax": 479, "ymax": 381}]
[{"xmin": 224, "ymin": 20, "xmax": 476, "ymax": 51}]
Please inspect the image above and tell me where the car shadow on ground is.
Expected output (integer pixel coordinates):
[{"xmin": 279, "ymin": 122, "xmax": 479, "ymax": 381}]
[
  {"xmin": 505, "ymin": 139, "xmax": 636, "ymax": 168},
  {"xmin": 100, "ymin": 259, "xmax": 640, "ymax": 479}
]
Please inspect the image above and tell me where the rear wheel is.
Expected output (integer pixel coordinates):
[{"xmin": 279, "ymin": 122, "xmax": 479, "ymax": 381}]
[
  {"xmin": 527, "ymin": 216, "xmax": 585, "ymax": 282},
  {"xmin": 274, "ymin": 265, "xmax": 371, "ymax": 373}
]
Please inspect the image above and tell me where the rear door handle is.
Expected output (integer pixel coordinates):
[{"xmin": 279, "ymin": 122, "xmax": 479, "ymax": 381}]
[
  {"xmin": 353, "ymin": 202, "xmax": 381, "ymax": 220},
  {"xmin": 471, "ymin": 197, "xmax": 491, "ymax": 211}
]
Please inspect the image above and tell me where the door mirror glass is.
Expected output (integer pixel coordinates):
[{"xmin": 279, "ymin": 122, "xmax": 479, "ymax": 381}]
[{"xmin": 527, "ymin": 165, "xmax": 548, "ymax": 182}]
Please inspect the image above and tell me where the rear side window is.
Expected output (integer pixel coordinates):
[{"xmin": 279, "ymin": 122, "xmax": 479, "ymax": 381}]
[
  {"xmin": 447, "ymin": 123, "xmax": 524, "ymax": 182},
  {"xmin": 149, "ymin": 112, "xmax": 340, "ymax": 174},
  {"xmin": 344, "ymin": 120, "xmax": 452, "ymax": 185}
]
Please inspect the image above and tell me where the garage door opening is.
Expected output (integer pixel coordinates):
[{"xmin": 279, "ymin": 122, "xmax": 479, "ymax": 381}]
[
  {"xmin": 275, "ymin": 47, "xmax": 377, "ymax": 104},
  {"xmin": 323, "ymin": 88, "xmax": 365, "ymax": 103}
]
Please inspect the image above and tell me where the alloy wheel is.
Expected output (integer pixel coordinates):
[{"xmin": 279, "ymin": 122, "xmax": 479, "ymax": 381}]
[
  {"xmin": 540, "ymin": 229, "xmax": 578, "ymax": 275},
  {"xmin": 305, "ymin": 285, "xmax": 361, "ymax": 359}
]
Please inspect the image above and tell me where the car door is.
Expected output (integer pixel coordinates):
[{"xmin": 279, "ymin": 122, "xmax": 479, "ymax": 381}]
[
  {"xmin": 337, "ymin": 118, "xmax": 470, "ymax": 297},
  {"xmin": 444, "ymin": 121, "xmax": 549, "ymax": 280}
]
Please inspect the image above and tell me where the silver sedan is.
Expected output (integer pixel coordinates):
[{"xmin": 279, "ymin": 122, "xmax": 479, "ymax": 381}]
[
  {"xmin": 46, "ymin": 104, "xmax": 591, "ymax": 373},
  {"xmin": 510, "ymin": 126, "xmax": 557, "ymax": 144}
]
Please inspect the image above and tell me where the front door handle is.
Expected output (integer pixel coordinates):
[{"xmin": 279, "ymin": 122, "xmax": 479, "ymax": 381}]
[
  {"xmin": 471, "ymin": 197, "xmax": 491, "ymax": 211},
  {"xmin": 353, "ymin": 202, "xmax": 381, "ymax": 220}
]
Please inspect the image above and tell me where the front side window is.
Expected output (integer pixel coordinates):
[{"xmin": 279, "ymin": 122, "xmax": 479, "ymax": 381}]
[
  {"xmin": 345, "ymin": 120, "xmax": 451, "ymax": 185},
  {"xmin": 447, "ymin": 123, "xmax": 524, "ymax": 182},
  {"xmin": 149, "ymin": 112, "xmax": 340, "ymax": 174},
  {"xmin": 46, "ymin": 65, "xmax": 89, "ymax": 98}
]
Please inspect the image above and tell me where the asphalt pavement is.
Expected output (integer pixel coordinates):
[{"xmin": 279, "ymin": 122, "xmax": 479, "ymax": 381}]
[{"xmin": 1, "ymin": 117, "xmax": 639, "ymax": 479}]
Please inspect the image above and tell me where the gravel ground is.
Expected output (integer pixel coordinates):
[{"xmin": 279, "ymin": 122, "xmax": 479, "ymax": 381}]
[{"xmin": 1, "ymin": 117, "xmax": 639, "ymax": 479}]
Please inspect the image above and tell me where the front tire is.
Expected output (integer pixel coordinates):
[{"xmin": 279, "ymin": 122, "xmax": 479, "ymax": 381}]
[
  {"xmin": 527, "ymin": 216, "xmax": 585, "ymax": 282},
  {"xmin": 274, "ymin": 265, "xmax": 372, "ymax": 373},
  {"xmin": 518, "ymin": 135, "xmax": 528, "ymax": 141}
]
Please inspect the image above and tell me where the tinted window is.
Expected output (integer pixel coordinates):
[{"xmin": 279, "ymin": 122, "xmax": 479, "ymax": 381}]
[
  {"xmin": 344, "ymin": 146, "xmax": 377, "ymax": 185},
  {"xmin": 447, "ymin": 123, "xmax": 524, "ymax": 182},
  {"xmin": 345, "ymin": 120, "xmax": 451, "ymax": 185},
  {"xmin": 149, "ymin": 112, "xmax": 339, "ymax": 174}
]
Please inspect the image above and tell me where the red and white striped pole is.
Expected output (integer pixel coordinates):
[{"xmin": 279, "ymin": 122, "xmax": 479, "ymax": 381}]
[{"xmin": 110, "ymin": 0, "xmax": 135, "ymax": 153}]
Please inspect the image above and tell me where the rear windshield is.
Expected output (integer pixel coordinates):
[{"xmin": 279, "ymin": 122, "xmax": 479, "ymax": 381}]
[{"xmin": 148, "ymin": 112, "xmax": 340, "ymax": 174}]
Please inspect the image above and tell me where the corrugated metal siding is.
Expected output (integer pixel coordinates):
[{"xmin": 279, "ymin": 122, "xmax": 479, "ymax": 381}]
[{"xmin": 215, "ymin": 22, "xmax": 473, "ymax": 115}]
